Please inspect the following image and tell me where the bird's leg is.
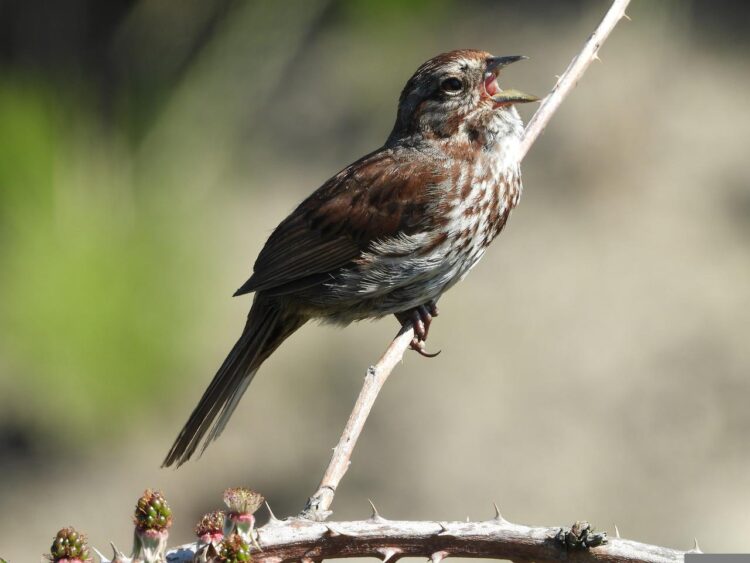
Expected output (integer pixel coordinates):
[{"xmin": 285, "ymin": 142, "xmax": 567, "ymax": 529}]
[{"xmin": 395, "ymin": 301, "xmax": 441, "ymax": 358}]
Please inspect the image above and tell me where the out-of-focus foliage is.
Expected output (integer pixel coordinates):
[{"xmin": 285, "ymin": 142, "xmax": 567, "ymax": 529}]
[
  {"xmin": 0, "ymin": 79, "xmax": 193, "ymax": 446},
  {"xmin": 0, "ymin": 0, "xmax": 327, "ymax": 450}
]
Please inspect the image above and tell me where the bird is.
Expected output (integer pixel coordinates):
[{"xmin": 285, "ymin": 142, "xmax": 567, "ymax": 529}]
[{"xmin": 163, "ymin": 49, "xmax": 537, "ymax": 467}]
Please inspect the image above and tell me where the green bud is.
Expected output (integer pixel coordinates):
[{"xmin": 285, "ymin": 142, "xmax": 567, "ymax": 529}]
[
  {"xmin": 47, "ymin": 527, "xmax": 92, "ymax": 562},
  {"xmin": 133, "ymin": 489, "xmax": 173, "ymax": 532}
]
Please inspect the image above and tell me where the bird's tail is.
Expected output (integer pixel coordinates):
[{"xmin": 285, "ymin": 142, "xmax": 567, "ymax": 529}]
[{"xmin": 162, "ymin": 295, "xmax": 305, "ymax": 468}]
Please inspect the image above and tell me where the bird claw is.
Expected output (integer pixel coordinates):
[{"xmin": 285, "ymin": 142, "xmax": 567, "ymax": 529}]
[
  {"xmin": 396, "ymin": 301, "xmax": 441, "ymax": 358},
  {"xmin": 411, "ymin": 339, "xmax": 441, "ymax": 358}
]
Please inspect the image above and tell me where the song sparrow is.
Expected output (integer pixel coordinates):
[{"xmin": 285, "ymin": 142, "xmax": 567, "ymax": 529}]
[{"xmin": 163, "ymin": 49, "xmax": 537, "ymax": 467}]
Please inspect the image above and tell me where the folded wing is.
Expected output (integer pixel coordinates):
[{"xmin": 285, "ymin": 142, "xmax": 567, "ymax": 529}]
[{"xmin": 234, "ymin": 149, "xmax": 444, "ymax": 297}]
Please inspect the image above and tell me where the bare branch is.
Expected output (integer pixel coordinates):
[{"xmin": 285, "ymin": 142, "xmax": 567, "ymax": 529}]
[
  {"xmin": 299, "ymin": 327, "xmax": 414, "ymax": 520},
  {"xmin": 298, "ymin": 0, "xmax": 631, "ymax": 522},
  {"xmin": 165, "ymin": 517, "xmax": 685, "ymax": 563}
]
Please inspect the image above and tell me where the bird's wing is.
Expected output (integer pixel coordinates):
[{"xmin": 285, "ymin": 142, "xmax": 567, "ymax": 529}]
[{"xmin": 234, "ymin": 149, "xmax": 445, "ymax": 296}]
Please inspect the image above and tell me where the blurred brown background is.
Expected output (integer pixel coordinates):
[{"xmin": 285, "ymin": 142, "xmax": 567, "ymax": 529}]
[{"xmin": 1, "ymin": 0, "xmax": 749, "ymax": 560}]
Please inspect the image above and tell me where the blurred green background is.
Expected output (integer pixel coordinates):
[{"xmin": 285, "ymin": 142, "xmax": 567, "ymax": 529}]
[{"xmin": 1, "ymin": 0, "xmax": 749, "ymax": 560}]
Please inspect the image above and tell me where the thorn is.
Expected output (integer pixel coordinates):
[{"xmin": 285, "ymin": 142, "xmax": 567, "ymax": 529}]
[
  {"xmin": 692, "ymin": 538, "xmax": 703, "ymax": 554},
  {"xmin": 492, "ymin": 502, "xmax": 507, "ymax": 523},
  {"xmin": 251, "ymin": 529, "xmax": 263, "ymax": 552},
  {"xmin": 95, "ymin": 542, "xmax": 126, "ymax": 563},
  {"xmin": 368, "ymin": 498, "xmax": 386, "ymax": 522},
  {"xmin": 377, "ymin": 547, "xmax": 401, "ymax": 562},
  {"xmin": 614, "ymin": 524, "xmax": 621, "ymax": 539},
  {"xmin": 466, "ymin": 516, "xmax": 470, "ymax": 522},
  {"xmin": 437, "ymin": 522, "xmax": 451, "ymax": 536},
  {"xmin": 265, "ymin": 501, "xmax": 280, "ymax": 523},
  {"xmin": 111, "ymin": 542, "xmax": 127, "ymax": 559},
  {"xmin": 91, "ymin": 547, "xmax": 109, "ymax": 563},
  {"xmin": 623, "ymin": 12, "xmax": 632, "ymax": 21},
  {"xmin": 593, "ymin": 53, "xmax": 602, "ymax": 62},
  {"xmin": 431, "ymin": 550, "xmax": 449, "ymax": 563}
]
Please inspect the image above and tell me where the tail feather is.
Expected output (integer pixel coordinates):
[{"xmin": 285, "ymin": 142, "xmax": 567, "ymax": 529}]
[{"xmin": 163, "ymin": 297, "xmax": 304, "ymax": 467}]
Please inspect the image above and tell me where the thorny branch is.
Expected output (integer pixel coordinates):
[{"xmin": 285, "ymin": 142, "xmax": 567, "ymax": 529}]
[
  {"xmin": 299, "ymin": 327, "xmax": 415, "ymax": 521},
  {"xmin": 162, "ymin": 504, "xmax": 695, "ymax": 562},
  {"xmin": 300, "ymin": 0, "xmax": 633, "ymax": 522}
]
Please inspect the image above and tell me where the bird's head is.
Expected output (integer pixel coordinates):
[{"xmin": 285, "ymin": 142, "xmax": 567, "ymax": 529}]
[{"xmin": 388, "ymin": 49, "xmax": 537, "ymax": 143}]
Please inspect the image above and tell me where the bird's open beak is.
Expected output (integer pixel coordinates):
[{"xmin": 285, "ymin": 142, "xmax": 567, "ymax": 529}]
[{"xmin": 485, "ymin": 55, "xmax": 539, "ymax": 107}]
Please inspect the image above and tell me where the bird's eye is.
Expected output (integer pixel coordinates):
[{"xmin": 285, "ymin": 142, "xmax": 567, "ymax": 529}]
[{"xmin": 441, "ymin": 77, "xmax": 463, "ymax": 93}]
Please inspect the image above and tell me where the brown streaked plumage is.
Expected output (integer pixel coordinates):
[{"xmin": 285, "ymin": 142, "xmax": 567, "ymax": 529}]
[{"xmin": 163, "ymin": 49, "xmax": 537, "ymax": 467}]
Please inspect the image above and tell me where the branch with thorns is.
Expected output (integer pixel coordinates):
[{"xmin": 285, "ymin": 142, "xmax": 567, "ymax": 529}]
[{"xmin": 157, "ymin": 499, "xmax": 695, "ymax": 563}]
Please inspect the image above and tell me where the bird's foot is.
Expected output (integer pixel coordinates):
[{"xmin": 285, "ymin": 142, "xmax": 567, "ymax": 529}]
[{"xmin": 395, "ymin": 302, "xmax": 441, "ymax": 358}]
